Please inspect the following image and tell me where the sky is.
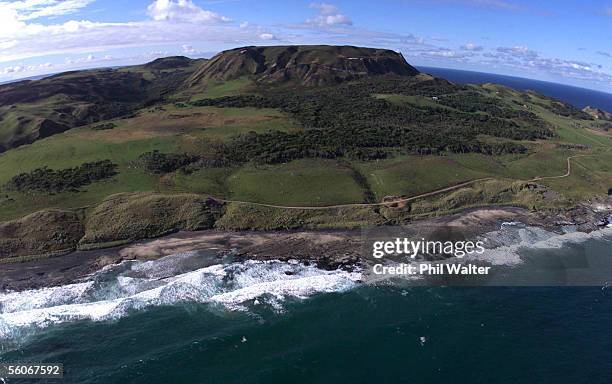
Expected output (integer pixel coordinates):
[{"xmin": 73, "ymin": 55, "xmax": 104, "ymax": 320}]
[{"xmin": 1, "ymin": 0, "xmax": 611, "ymax": 92}]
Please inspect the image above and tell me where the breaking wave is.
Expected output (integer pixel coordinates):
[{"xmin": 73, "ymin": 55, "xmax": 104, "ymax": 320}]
[
  {"xmin": 468, "ymin": 224, "xmax": 612, "ymax": 266},
  {"xmin": 0, "ymin": 254, "xmax": 361, "ymax": 340},
  {"xmin": 1, "ymin": 225, "xmax": 609, "ymax": 339}
]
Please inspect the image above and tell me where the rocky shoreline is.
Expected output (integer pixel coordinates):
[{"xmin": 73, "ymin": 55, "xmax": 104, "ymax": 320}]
[{"xmin": 1, "ymin": 202, "xmax": 610, "ymax": 292}]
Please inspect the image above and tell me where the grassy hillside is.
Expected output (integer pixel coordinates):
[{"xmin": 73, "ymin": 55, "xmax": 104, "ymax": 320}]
[
  {"xmin": 0, "ymin": 46, "xmax": 610, "ymax": 259},
  {"xmin": 0, "ymin": 57, "xmax": 204, "ymax": 153},
  {"xmin": 225, "ymin": 159, "xmax": 368, "ymax": 206},
  {"xmin": 1, "ymin": 70, "xmax": 609, "ymax": 222}
]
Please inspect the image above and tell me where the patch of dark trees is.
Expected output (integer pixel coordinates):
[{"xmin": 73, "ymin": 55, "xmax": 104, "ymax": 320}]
[
  {"xmin": 522, "ymin": 93, "xmax": 593, "ymax": 120},
  {"xmin": 192, "ymin": 95, "xmax": 277, "ymax": 108},
  {"xmin": 183, "ymin": 77, "xmax": 540, "ymax": 165},
  {"xmin": 215, "ymin": 130, "xmax": 528, "ymax": 165},
  {"xmin": 133, "ymin": 150, "xmax": 200, "ymax": 174},
  {"xmin": 92, "ymin": 122, "xmax": 117, "ymax": 130},
  {"xmin": 5, "ymin": 160, "xmax": 117, "ymax": 193}
]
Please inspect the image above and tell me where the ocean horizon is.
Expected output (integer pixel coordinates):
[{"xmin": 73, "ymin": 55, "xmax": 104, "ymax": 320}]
[
  {"xmin": 5, "ymin": 66, "xmax": 611, "ymax": 113},
  {"xmin": 1, "ymin": 64, "xmax": 611, "ymax": 384},
  {"xmin": 418, "ymin": 66, "xmax": 612, "ymax": 112}
]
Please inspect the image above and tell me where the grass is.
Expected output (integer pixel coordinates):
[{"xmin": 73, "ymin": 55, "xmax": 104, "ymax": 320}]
[
  {"xmin": 189, "ymin": 77, "xmax": 254, "ymax": 99},
  {"xmin": 0, "ymin": 129, "xmax": 183, "ymax": 184},
  {"xmin": 166, "ymin": 167, "xmax": 234, "ymax": 197},
  {"xmin": 0, "ymin": 209, "xmax": 83, "ymax": 260},
  {"xmin": 538, "ymin": 148, "xmax": 612, "ymax": 199},
  {"xmin": 355, "ymin": 155, "xmax": 488, "ymax": 200},
  {"xmin": 1, "ymin": 75, "xmax": 610, "ymax": 227},
  {"xmin": 216, "ymin": 203, "xmax": 383, "ymax": 230},
  {"xmin": 74, "ymin": 104, "xmax": 299, "ymax": 143},
  {"xmin": 79, "ymin": 192, "xmax": 220, "ymax": 247},
  {"xmin": 187, "ymin": 107, "xmax": 300, "ymax": 140},
  {"xmin": 0, "ymin": 103, "xmax": 301, "ymax": 220},
  {"xmin": 226, "ymin": 159, "xmax": 367, "ymax": 206},
  {"xmin": 0, "ymin": 169, "xmax": 159, "ymax": 221},
  {"xmin": 0, "ymin": 130, "xmax": 178, "ymax": 220}
]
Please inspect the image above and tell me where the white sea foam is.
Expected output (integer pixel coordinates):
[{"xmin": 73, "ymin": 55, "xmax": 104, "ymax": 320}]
[
  {"xmin": 467, "ymin": 225, "xmax": 612, "ymax": 266},
  {"xmin": 0, "ymin": 282, "xmax": 94, "ymax": 314},
  {"xmin": 0, "ymin": 258, "xmax": 360, "ymax": 339},
  {"xmin": 1, "ymin": 226, "xmax": 608, "ymax": 339}
]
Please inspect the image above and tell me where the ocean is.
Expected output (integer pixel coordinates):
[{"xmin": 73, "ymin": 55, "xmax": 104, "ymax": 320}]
[
  {"xmin": 2, "ymin": 69, "xmax": 612, "ymax": 383},
  {"xmin": 417, "ymin": 66, "xmax": 612, "ymax": 112},
  {"xmin": 1, "ymin": 225, "xmax": 611, "ymax": 383}
]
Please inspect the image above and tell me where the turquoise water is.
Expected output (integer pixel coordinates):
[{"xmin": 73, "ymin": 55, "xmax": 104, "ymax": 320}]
[{"xmin": 1, "ymin": 231, "xmax": 611, "ymax": 384}]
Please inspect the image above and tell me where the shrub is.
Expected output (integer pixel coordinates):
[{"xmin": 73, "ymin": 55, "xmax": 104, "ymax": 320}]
[
  {"xmin": 92, "ymin": 122, "xmax": 117, "ymax": 130},
  {"xmin": 6, "ymin": 160, "xmax": 117, "ymax": 193},
  {"xmin": 134, "ymin": 150, "xmax": 200, "ymax": 173}
]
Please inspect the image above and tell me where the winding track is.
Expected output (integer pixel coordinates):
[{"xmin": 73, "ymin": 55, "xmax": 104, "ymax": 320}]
[
  {"xmin": 209, "ymin": 153, "xmax": 600, "ymax": 211},
  {"xmin": 529, "ymin": 154, "xmax": 591, "ymax": 181}
]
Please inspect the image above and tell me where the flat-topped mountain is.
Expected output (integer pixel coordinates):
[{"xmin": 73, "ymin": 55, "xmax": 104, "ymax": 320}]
[
  {"xmin": 186, "ymin": 45, "xmax": 419, "ymax": 87},
  {"xmin": 1, "ymin": 44, "xmax": 610, "ymax": 261},
  {"xmin": 0, "ymin": 46, "xmax": 420, "ymax": 152},
  {"xmin": 144, "ymin": 56, "xmax": 194, "ymax": 70}
]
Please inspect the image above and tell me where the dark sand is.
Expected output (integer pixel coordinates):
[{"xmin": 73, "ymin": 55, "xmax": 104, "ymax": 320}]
[{"xmin": 1, "ymin": 205, "xmax": 608, "ymax": 292}]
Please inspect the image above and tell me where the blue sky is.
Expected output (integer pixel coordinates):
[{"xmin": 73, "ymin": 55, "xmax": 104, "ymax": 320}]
[{"xmin": 1, "ymin": 0, "xmax": 611, "ymax": 92}]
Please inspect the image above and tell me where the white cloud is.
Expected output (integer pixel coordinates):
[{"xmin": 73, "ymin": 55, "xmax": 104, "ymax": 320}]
[
  {"xmin": 2, "ymin": 64, "xmax": 24, "ymax": 74},
  {"xmin": 479, "ymin": 45, "xmax": 612, "ymax": 84},
  {"xmin": 2, "ymin": 61, "xmax": 52, "ymax": 75},
  {"xmin": 0, "ymin": 0, "xmax": 234, "ymax": 62},
  {"xmin": 311, "ymin": 2, "xmax": 338, "ymax": 15},
  {"xmin": 259, "ymin": 33, "xmax": 276, "ymax": 40},
  {"xmin": 414, "ymin": 47, "xmax": 474, "ymax": 62},
  {"xmin": 0, "ymin": 0, "xmax": 95, "ymax": 38},
  {"xmin": 0, "ymin": 40, "xmax": 18, "ymax": 50},
  {"xmin": 65, "ymin": 52, "xmax": 118, "ymax": 65},
  {"xmin": 307, "ymin": 2, "xmax": 352, "ymax": 27},
  {"xmin": 0, "ymin": 0, "xmax": 610, "ymax": 91},
  {"xmin": 182, "ymin": 44, "xmax": 196, "ymax": 54},
  {"xmin": 146, "ymin": 0, "xmax": 230, "ymax": 23},
  {"xmin": 460, "ymin": 42, "xmax": 483, "ymax": 51},
  {"xmin": 0, "ymin": 7, "xmax": 27, "ymax": 36},
  {"xmin": 0, "ymin": 0, "xmax": 94, "ymax": 20}
]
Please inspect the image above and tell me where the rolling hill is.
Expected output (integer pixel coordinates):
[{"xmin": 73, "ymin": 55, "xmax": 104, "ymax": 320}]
[
  {"xmin": 0, "ymin": 44, "xmax": 610, "ymax": 261},
  {"xmin": 0, "ymin": 46, "xmax": 421, "ymax": 153},
  {"xmin": 0, "ymin": 56, "xmax": 204, "ymax": 153}
]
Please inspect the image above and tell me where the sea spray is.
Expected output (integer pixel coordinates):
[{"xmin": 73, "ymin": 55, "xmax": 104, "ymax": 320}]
[
  {"xmin": 1, "ymin": 225, "xmax": 610, "ymax": 339},
  {"xmin": 469, "ymin": 224, "xmax": 612, "ymax": 266},
  {"xmin": 0, "ymin": 257, "xmax": 361, "ymax": 340}
]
